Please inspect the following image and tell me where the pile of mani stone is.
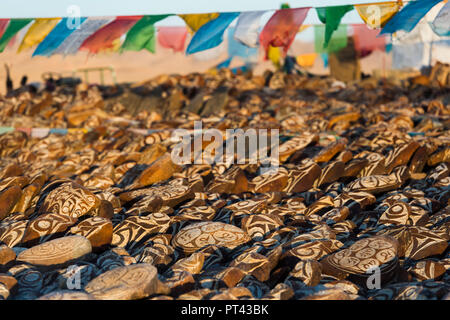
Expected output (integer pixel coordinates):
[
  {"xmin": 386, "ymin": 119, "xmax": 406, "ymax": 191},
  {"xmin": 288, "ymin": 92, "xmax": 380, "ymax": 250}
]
[{"xmin": 0, "ymin": 68, "xmax": 449, "ymax": 300}]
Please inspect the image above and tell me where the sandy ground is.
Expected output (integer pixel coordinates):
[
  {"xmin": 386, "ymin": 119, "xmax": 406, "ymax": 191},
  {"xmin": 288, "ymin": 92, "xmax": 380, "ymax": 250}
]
[{"xmin": 0, "ymin": 38, "xmax": 392, "ymax": 94}]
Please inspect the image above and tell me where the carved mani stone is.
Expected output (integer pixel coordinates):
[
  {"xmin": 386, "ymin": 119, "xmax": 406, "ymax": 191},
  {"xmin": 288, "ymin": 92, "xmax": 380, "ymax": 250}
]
[
  {"xmin": 172, "ymin": 222, "xmax": 250, "ymax": 255},
  {"xmin": 17, "ymin": 235, "xmax": 92, "ymax": 269},
  {"xmin": 85, "ymin": 263, "xmax": 169, "ymax": 300},
  {"xmin": 320, "ymin": 236, "xmax": 399, "ymax": 287},
  {"xmin": 38, "ymin": 182, "xmax": 100, "ymax": 218}
]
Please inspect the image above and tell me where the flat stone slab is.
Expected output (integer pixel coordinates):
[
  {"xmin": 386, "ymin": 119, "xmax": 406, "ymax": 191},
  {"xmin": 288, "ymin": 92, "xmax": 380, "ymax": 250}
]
[
  {"xmin": 85, "ymin": 263, "xmax": 168, "ymax": 300},
  {"xmin": 17, "ymin": 235, "xmax": 92, "ymax": 268},
  {"xmin": 172, "ymin": 222, "xmax": 251, "ymax": 255}
]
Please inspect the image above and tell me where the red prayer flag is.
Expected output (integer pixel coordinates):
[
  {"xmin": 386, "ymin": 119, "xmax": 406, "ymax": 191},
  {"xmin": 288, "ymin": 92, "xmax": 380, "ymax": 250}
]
[
  {"xmin": 259, "ymin": 7, "xmax": 310, "ymax": 59},
  {"xmin": 80, "ymin": 16, "xmax": 142, "ymax": 54},
  {"xmin": 353, "ymin": 24, "xmax": 386, "ymax": 54},
  {"xmin": 157, "ymin": 26, "xmax": 188, "ymax": 52},
  {"xmin": 0, "ymin": 19, "xmax": 9, "ymax": 39}
]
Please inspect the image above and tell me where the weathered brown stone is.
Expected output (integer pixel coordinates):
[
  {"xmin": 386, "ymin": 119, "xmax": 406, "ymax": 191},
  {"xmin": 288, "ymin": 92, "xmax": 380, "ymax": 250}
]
[
  {"xmin": 230, "ymin": 251, "xmax": 271, "ymax": 282},
  {"xmin": 170, "ymin": 252, "xmax": 205, "ymax": 275},
  {"xmin": 85, "ymin": 263, "xmax": 169, "ymax": 300},
  {"xmin": 38, "ymin": 290, "xmax": 95, "ymax": 300},
  {"xmin": 38, "ymin": 182, "xmax": 100, "ymax": 218},
  {"xmin": 0, "ymin": 245, "xmax": 15, "ymax": 270},
  {"xmin": 314, "ymin": 139, "xmax": 347, "ymax": 163},
  {"xmin": 284, "ymin": 161, "xmax": 322, "ymax": 193},
  {"xmin": 70, "ymin": 217, "xmax": 113, "ymax": 249},
  {"xmin": 408, "ymin": 260, "xmax": 446, "ymax": 281},
  {"xmin": 287, "ymin": 260, "xmax": 322, "ymax": 286},
  {"xmin": 112, "ymin": 212, "xmax": 171, "ymax": 250},
  {"xmin": 241, "ymin": 214, "xmax": 283, "ymax": 241},
  {"xmin": 17, "ymin": 235, "xmax": 92, "ymax": 268},
  {"xmin": 320, "ymin": 236, "xmax": 399, "ymax": 287},
  {"xmin": 172, "ymin": 222, "xmax": 250, "ymax": 255},
  {"xmin": 378, "ymin": 225, "xmax": 448, "ymax": 260},
  {"xmin": 21, "ymin": 213, "xmax": 77, "ymax": 245},
  {"xmin": 132, "ymin": 153, "xmax": 181, "ymax": 188},
  {"xmin": 0, "ymin": 185, "xmax": 22, "ymax": 222}
]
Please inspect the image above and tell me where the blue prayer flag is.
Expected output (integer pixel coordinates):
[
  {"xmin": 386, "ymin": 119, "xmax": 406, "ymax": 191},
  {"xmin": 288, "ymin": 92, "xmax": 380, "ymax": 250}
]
[
  {"xmin": 33, "ymin": 17, "xmax": 88, "ymax": 56},
  {"xmin": 380, "ymin": 0, "xmax": 442, "ymax": 35},
  {"xmin": 227, "ymin": 27, "xmax": 258, "ymax": 61},
  {"xmin": 186, "ymin": 12, "xmax": 239, "ymax": 55}
]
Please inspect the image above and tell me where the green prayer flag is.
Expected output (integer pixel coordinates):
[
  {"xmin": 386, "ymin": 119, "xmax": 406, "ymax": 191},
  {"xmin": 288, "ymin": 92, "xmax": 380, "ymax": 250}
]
[
  {"xmin": 314, "ymin": 24, "xmax": 348, "ymax": 54},
  {"xmin": 121, "ymin": 15, "xmax": 170, "ymax": 53},
  {"xmin": 316, "ymin": 5, "xmax": 353, "ymax": 49},
  {"xmin": 316, "ymin": 8, "xmax": 326, "ymax": 24},
  {"xmin": 0, "ymin": 19, "xmax": 33, "ymax": 52}
]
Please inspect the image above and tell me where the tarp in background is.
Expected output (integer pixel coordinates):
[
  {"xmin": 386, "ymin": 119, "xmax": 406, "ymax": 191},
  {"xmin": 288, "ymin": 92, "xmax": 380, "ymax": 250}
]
[
  {"xmin": 121, "ymin": 15, "xmax": 170, "ymax": 53},
  {"xmin": 179, "ymin": 13, "xmax": 219, "ymax": 33},
  {"xmin": 267, "ymin": 45, "xmax": 281, "ymax": 67},
  {"xmin": 157, "ymin": 26, "xmax": 188, "ymax": 52},
  {"xmin": 430, "ymin": 1, "xmax": 450, "ymax": 37},
  {"xmin": 259, "ymin": 7, "xmax": 310, "ymax": 59},
  {"xmin": 314, "ymin": 24, "xmax": 348, "ymax": 54},
  {"xmin": 380, "ymin": 0, "xmax": 443, "ymax": 35},
  {"xmin": 53, "ymin": 17, "xmax": 114, "ymax": 55},
  {"xmin": 316, "ymin": 5, "xmax": 353, "ymax": 49},
  {"xmin": 0, "ymin": 19, "xmax": 33, "ymax": 52},
  {"xmin": 228, "ymin": 27, "xmax": 258, "ymax": 61},
  {"xmin": 329, "ymin": 37, "xmax": 361, "ymax": 82},
  {"xmin": 186, "ymin": 12, "xmax": 239, "ymax": 55},
  {"xmin": 80, "ymin": 16, "xmax": 142, "ymax": 54},
  {"xmin": 296, "ymin": 53, "xmax": 317, "ymax": 67},
  {"xmin": 393, "ymin": 21, "xmax": 442, "ymax": 45},
  {"xmin": 431, "ymin": 39, "xmax": 450, "ymax": 64},
  {"xmin": 321, "ymin": 53, "xmax": 329, "ymax": 67},
  {"xmin": 392, "ymin": 42, "xmax": 425, "ymax": 70},
  {"xmin": 233, "ymin": 11, "xmax": 265, "ymax": 48},
  {"xmin": 18, "ymin": 18, "xmax": 61, "ymax": 53},
  {"xmin": 355, "ymin": 1, "xmax": 402, "ymax": 29},
  {"xmin": 33, "ymin": 17, "xmax": 88, "ymax": 56}
]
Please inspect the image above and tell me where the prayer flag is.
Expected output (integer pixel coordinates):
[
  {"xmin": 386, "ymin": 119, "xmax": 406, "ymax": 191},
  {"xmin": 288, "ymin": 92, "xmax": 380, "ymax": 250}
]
[
  {"xmin": 121, "ymin": 15, "xmax": 170, "ymax": 53},
  {"xmin": 80, "ymin": 16, "xmax": 142, "ymax": 54},
  {"xmin": 259, "ymin": 7, "xmax": 310, "ymax": 59},
  {"xmin": 33, "ymin": 17, "xmax": 88, "ymax": 56},
  {"xmin": 380, "ymin": 0, "xmax": 442, "ymax": 35},
  {"xmin": 233, "ymin": 11, "xmax": 265, "ymax": 48},
  {"xmin": 0, "ymin": 19, "xmax": 33, "ymax": 52},
  {"xmin": 316, "ymin": 5, "xmax": 353, "ymax": 48},
  {"xmin": 186, "ymin": 12, "xmax": 239, "ymax": 55},
  {"xmin": 157, "ymin": 26, "xmax": 188, "ymax": 52},
  {"xmin": 355, "ymin": 2, "xmax": 402, "ymax": 29},
  {"xmin": 18, "ymin": 18, "xmax": 60, "ymax": 53}
]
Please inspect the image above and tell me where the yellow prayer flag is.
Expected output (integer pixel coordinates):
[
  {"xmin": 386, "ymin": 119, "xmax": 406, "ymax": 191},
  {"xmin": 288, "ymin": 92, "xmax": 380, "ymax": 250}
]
[
  {"xmin": 296, "ymin": 53, "xmax": 318, "ymax": 68},
  {"xmin": 355, "ymin": 1, "xmax": 403, "ymax": 29},
  {"xmin": 268, "ymin": 45, "xmax": 281, "ymax": 68},
  {"xmin": 68, "ymin": 128, "xmax": 89, "ymax": 134},
  {"xmin": 179, "ymin": 13, "xmax": 219, "ymax": 33},
  {"xmin": 18, "ymin": 18, "xmax": 60, "ymax": 53}
]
